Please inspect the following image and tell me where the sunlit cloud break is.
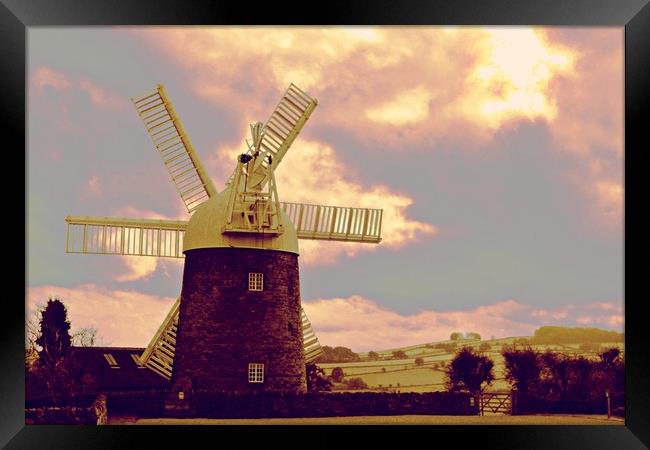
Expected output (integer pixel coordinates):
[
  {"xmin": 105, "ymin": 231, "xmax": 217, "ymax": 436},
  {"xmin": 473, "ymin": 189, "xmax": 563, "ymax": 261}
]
[{"xmin": 214, "ymin": 137, "xmax": 436, "ymax": 265}]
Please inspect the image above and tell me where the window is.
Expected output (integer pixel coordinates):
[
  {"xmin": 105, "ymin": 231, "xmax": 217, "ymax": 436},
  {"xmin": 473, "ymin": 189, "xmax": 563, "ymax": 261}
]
[
  {"xmin": 103, "ymin": 353, "xmax": 119, "ymax": 369},
  {"xmin": 248, "ymin": 272, "xmax": 264, "ymax": 291},
  {"xmin": 131, "ymin": 354, "xmax": 146, "ymax": 368},
  {"xmin": 248, "ymin": 363, "xmax": 264, "ymax": 383}
]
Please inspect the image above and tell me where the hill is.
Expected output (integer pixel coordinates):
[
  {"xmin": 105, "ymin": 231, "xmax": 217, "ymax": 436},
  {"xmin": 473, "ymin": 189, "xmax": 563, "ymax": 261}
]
[{"xmin": 317, "ymin": 327, "xmax": 624, "ymax": 393}]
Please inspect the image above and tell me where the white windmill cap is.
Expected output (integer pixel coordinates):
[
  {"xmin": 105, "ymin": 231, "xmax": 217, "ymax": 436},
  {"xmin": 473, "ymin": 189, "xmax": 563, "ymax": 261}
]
[{"xmin": 183, "ymin": 187, "xmax": 299, "ymax": 255}]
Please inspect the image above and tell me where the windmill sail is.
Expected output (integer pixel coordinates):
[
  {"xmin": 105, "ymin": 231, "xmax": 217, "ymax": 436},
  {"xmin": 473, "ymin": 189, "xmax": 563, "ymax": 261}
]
[
  {"xmin": 281, "ymin": 202, "xmax": 382, "ymax": 243},
  {"xmin": 139, "ymin": 297, "xmax": 179, "ymax": 380},
  {"xmin": 140, "ymin": 304, "xmax": 323, "ymax": 380},
  {"xmin": 301, "ymin": 308, "xmax": 323, "ymax": 363},
  {"xmin": 132, "ymin": 85, "xmax": 217, "ymax": 213},
  {"xmin": 65, "ymin": 216, "xmax": 187, "ymax": 258},
  {"xmin": 245, "ymin": 83, "xmax": 318, "ymax": 190}
]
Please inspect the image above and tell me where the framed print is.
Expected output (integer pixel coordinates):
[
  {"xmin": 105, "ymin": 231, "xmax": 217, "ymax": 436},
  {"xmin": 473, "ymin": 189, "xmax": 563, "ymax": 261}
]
[{"xmin": 4, "ymin": 0, "xmax": 649, "ymax": 448}]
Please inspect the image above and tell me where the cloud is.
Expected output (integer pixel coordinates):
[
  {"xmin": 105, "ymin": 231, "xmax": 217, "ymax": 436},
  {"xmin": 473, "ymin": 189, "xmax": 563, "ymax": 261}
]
[
  {"xmin": 26, "ymin": 284, "xmax": 622, "ymax": 352},
  {"xmin": 303, "ymin": 296, "xmax": 623, "ymax": 351},
  {"xmin": 27, "ymin": 284, "xmax": 177, "ymax": 348},
  {"xmin": 134, "ymin": 27, "xmax": 621, "ymax": 230},
  {"xmin": 214, "ymin": 137, "xmax": 436, "ymax": 265},
  {"xmin": 32, "ymin": 67, "xmax": 71, "ymax": 92},
  {"xmin": 115, "ymin": 257, "xmax": 158, "ymax": 282},
  {"xmin": 135, "ymin": 27, "xmax": 577, "ymax": 146},
  {"xmin": 366, "ymin": 86, "xmax": 433, "ymax": 126},
  {"xmin": 30, "ymin": 66, "xmax": 126, "ymax": 111},
  {"xmin": 78, "ymin": 78, "xmax": 125, "ymax": 110},
  {"xmin": 85, "ymin": 175, "xmax": 102, "ymax": 197},
  {"xmin": 110, "ymin": 206, "xmax": 187, "ymax": 281}
]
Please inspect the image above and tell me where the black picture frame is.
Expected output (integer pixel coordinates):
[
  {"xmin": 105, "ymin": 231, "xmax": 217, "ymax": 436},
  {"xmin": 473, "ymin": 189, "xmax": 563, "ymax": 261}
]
[{"xmin": 5, "ymin": 0, "xmax": 649, "ymax": 447}]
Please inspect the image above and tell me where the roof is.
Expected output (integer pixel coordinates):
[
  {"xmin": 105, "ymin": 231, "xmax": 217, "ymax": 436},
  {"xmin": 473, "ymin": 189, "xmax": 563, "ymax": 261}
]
[
  {"xmin": 183, "ymin": 188, "xmax": 299, "ymax": 254},
  {"xmin": 70, "ymin": 346, "xmax": 170, "ymax": 391}
]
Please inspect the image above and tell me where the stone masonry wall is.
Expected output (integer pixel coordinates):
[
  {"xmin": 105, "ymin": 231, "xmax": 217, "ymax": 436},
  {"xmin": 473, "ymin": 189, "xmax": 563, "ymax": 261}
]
[{"xmin": 172, "ymin": 248, "xmax": 306, "ymax": 394}]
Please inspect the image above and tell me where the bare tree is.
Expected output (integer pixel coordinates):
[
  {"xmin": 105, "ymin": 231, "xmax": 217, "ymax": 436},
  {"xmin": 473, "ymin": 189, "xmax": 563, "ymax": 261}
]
[
  {"xmin": 26, "ymin": 302, "xmax": 45, "ymax": 352},
  {"xmin": 72, "ymin": 327, "xmax": 98, "ymax": 347}
]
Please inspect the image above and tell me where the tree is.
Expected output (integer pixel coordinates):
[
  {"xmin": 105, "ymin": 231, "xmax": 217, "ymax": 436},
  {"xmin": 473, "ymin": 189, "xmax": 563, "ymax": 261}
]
[
  {"xmin": 478, "ymin": 342, "xmax": 492, "ymax": 353},
  {"xmin": 30, "ymin": 299, "xmax": 74, "ymax": 405},
  {"xmin": 599, "ymin": 347, "xmax": 621, "ymax": 370},
  {"xmin": 392, "ymin": 350, "xmax": 407, "ymax": 360},
  {"xmin": 330, "ymin": 367, "xmax": 344, "ymax": 383},
  {"xmin": 446, "ymin": 347, "xmax": 495, "ymax": 394},
  {"xmin": 466, "ymin": 332, "xmax": 481, "ymax": 340},
  {"xmin": 318, "ymin": 346, "xmax": 360, "ymax": 363},
  {"xmin": 367, "ymin": 351, "xmax": 379, "ymax": 361},
  {"xmin": 539, "ymin": 351, "xmax": 571, "ymax": 400},
  {"xmin": 502, "ymin": 346, "xmax": 541, "ymax": 395},
  {"xmin": 72, "ymin": 327, "xmax": 98, "ymax": 347},
  {"xmin": 36, "ymin": 299, "xmax": 72, "ymax": 369},
  {"xmin": 345, "ymin": 377, "xmax": 368, "ymax": 390},
  {"xmin": 414, "ymin": 357, "xmax": 424, "ymax": 366},
  {"xmin": 450, "ymin": 332, "xmax": 462, "ymax": 341},
  {"xmin": 306, "ymin": 364, "xmax": 332, "ymax": 392}
]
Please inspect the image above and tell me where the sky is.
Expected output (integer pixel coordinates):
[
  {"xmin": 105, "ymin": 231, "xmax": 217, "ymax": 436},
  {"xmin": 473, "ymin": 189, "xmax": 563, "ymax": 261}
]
[{"xmin": 26, "ymin": 26, "xmax": 623, "ymax": 352}]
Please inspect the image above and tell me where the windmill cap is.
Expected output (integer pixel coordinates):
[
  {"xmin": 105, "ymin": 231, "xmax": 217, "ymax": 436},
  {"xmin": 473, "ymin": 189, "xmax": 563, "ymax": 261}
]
[{"xmin": 183, "ymin": 188, "xmax": 299, "ymax": 254}]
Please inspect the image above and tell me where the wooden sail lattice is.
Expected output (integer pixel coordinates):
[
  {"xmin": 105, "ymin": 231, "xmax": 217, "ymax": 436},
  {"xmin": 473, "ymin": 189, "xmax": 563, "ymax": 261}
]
[
  {"xmin": 139, "ymin": 298, "xmax": 180, "ymax": 380},
  {"xmin": 132, "ymin": 85, "xmax": 216, "ymax": 213},
  {"xmin": 282, "ymin": 202, "xmax": 382, "ymax": 243},
  {"xmin": 245, "ymin": 83, "xmax": 318, "ymax": 190},
  {"xmin": 65, "ymin": 216, "xmax": 187, "ymax": 258},
  {"xmin": 65, "ymin": 201, "xmax": 381, "ymax": 258}
]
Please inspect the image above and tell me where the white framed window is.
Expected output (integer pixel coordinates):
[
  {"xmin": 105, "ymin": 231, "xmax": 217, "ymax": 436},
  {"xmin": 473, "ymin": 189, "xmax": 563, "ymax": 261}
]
[
  {"xmin": 248, "ymin": 363, "xmax": 264, "ymax": 383},
  {"xmin": 131, "ymin": 354, "xmax": 146, "ymax": 369},
  {"xmin": 103, "ymin": 353, "xmax": 119, "ymax": 369},
  {"xmin": 248, "ymin": 272, "xmax": 264, "ymax": 291}
]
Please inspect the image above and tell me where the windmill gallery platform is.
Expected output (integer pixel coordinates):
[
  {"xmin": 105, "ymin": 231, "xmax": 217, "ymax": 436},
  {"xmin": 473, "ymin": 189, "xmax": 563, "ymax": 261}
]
[{"xmin": 62, "ymin": 83, "xmax": 386, "ymax": 415}]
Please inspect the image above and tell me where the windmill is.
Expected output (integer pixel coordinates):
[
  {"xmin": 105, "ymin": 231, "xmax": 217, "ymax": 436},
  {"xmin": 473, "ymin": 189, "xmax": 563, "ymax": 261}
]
[{"xmin": 65, "ymin": 83, "xmax": 383, "ymax": 395}]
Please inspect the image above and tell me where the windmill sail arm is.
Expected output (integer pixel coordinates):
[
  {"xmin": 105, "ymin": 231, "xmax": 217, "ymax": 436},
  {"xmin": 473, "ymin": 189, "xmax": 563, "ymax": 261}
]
[
  {"xmin": 140, "ymin": 297, "xmax": 180, "ymax": 380},
  {"xmin": 132, "ymin": 84, "xmax": 217, "ymax": 213},
  {"xmin": 246, "ymin": 84, "xmax": 318, "ymax": 190},
  {"xmin": 65, "ymin": 215, "xmax": 187, "ymax": 258},
  {"xmin": 280, "ymin": 202, "xmax": 383, "ymax": 244},
  {"xmin": 301, "ymin": 308, "xmax": 323, "ymax": 364}
]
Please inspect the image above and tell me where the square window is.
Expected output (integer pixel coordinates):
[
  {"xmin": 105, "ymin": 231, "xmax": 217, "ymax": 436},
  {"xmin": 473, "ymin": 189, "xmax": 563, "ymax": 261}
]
[
  {"xmin": 248, "ymin": 363, "xmax": 264, "ymax": 383},
  {"xmin": 131, "ymin": 353, "xmax": 146, "ymax": 368},
  {"xmin": 103, "ymin": 353, "xmax": 119, "ymax": 369},
  {"xmin": 248, "ymin": 273, "xmax": 264, "ymax": 291}
]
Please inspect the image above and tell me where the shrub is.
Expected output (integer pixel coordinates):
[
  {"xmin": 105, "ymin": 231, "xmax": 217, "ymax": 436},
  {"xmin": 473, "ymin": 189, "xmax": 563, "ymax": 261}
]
[
  {"xmin": 330, "ymin": 367, "xmax": 344, "ymax": 383},
  {"xmin": 345, "ymin": 378, "xmax": 369, "ymax": 390}
]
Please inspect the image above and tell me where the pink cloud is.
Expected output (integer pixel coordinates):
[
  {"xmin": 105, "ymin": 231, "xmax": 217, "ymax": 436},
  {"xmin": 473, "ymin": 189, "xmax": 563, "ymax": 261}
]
[
  {"xmin": 78, "ymin": 78, "xmax": 126, "ymax": 110},
  {"xmin": 27, "ymin": 284, "xmax": 177, "ymax": 347},
  {"xmin": 30, "ymin": 66, "xmax": 126, "ymax": 111},
  {"xmin": 26, "ymin": 284, "xmax": 623, "ymax": 352},
  {"xmin": 85, "ymin": 175, "xmax": 102, "ymax": 197},
  {"xmin": 134, "ymin": 27, "xmax": 621, "ymax": 232},
  {"xmin": 31, "ymin": 67, "xmax": 71, "ymax": 93},
  {"xmin": 109, "ymin": 206, "xmax": 187, "ymax": 282},
  {"xmin": 303, "ymin": 296, "xmax": 624, "ymax": 351}
]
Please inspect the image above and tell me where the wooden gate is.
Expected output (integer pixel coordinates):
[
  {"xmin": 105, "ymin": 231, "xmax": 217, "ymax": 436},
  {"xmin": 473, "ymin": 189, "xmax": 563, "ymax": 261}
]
[{"xmin": 479, "ymin": 391, "xmax": 512, "ymax": 415}]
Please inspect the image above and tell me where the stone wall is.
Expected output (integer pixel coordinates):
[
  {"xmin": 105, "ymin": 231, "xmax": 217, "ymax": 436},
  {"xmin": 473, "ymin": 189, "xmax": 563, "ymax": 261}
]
[{"xmin": 172, "ymin": 248, "xmax": 306, "ymax": 394}]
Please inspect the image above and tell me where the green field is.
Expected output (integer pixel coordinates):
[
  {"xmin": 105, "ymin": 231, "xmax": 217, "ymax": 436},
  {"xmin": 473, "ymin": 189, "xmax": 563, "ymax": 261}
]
[
  {"xmin": 319, "ymin": 337, "xmax": 624, "ymax": 393},
  {"xmin": 121, "ymin": 415, "xmax": 623, "ymax": 425}
]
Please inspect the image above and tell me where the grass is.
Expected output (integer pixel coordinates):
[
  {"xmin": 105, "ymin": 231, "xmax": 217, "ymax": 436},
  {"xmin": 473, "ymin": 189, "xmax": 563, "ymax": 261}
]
[
  {"xmin": 116, "ymin": 414, "xmax": 624, "ymax": 426},
  {"xmin": 319, "ymin": 338, "xmax": 625, "ymax": 393}
]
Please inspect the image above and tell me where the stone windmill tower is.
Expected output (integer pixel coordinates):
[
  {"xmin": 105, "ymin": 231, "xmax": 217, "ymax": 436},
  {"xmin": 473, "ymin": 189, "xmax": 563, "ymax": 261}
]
[{"xmin": 65, "ymin": 83, "xmax": 383, "ymax": 396}]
